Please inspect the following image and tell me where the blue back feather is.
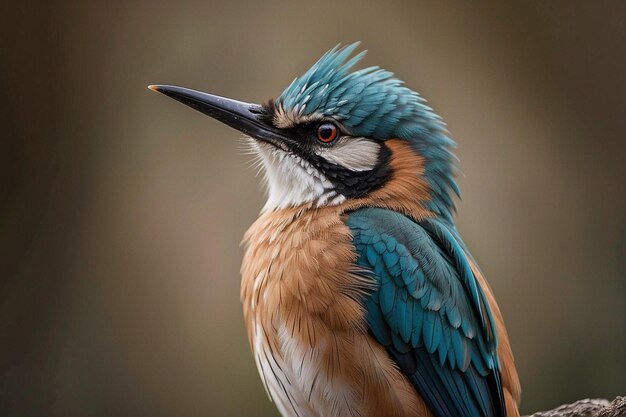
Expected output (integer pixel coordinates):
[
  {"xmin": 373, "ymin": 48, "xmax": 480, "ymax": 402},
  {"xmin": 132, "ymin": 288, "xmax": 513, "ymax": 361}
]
[{"xmin": 347, "ymin": 208, "xmax": 505, "ymax": 417}]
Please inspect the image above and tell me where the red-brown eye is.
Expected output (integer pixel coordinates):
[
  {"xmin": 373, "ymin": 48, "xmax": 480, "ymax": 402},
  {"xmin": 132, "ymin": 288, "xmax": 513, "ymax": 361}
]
[{"xmin": 316, "ymin": 123, "xmax": 338, "ymax": 143}]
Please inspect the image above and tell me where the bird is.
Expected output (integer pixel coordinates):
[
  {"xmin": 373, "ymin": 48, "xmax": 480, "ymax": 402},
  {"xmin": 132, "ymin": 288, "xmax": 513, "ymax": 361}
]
[{"xmin": 149, "ymin": 43, "xmax": 521, "ymax": 417}]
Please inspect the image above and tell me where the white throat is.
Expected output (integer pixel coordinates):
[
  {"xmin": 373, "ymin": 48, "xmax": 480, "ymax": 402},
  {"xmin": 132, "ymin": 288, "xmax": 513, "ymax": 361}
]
[{"xmin": 251, "ymin": 141, "xmax": 345, "ymax": 212}]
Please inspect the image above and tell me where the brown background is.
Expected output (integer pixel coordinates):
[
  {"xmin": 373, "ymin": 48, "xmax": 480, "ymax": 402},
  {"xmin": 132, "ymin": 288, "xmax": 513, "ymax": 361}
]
[{"xmin": 1, "ymin": 1, "xmax": 625, "ymax": 416}]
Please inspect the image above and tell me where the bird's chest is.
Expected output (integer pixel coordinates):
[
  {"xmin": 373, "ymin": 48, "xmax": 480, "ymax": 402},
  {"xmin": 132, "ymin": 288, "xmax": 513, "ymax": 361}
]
[
  {"xmin": 239, "ymin": 207, "xmax": 432, "ymax": 417},
  {"xmin": 240, "ymin": 208, "xmax": 370, "ymax": 417}
]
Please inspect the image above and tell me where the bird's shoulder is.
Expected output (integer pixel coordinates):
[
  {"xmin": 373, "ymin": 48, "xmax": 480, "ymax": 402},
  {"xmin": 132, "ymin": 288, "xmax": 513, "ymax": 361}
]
[
  {"xmin": 345, "ymin": 207, "xmax": 498, "ymax": 356},
  {"xmin": 345, "ymin": 207, "xmax": 506, "ymax": 417}
]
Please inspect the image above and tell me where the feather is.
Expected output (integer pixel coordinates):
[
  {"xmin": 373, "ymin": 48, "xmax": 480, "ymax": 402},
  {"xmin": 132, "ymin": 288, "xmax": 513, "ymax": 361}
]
[{"xmin": 348, "ymin": 207, "xmax": 505, "ymax": 417}]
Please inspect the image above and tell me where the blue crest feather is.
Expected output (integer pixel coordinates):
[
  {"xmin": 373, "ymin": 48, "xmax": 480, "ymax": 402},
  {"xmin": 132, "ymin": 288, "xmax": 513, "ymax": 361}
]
[{"xmin": 279, "ymin": 43, "xmax": 460, "ymax": 222}]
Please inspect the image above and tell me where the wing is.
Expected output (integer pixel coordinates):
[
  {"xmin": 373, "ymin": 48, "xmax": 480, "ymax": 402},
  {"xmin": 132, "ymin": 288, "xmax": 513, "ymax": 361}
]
[{"xmin": 346, "ymin": 207, "xmax": 506, "ymax": 417}]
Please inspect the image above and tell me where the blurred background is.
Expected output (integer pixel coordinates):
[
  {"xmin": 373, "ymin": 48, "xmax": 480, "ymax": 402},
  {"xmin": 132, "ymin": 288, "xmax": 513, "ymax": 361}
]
[{"xmin": 1, "ymin": 1, "xmax": 625, "ymax": 416}]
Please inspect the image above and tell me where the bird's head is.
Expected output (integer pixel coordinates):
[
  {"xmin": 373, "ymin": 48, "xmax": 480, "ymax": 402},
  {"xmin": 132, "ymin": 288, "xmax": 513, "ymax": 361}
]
[{"xmin": 150, "ymin": 43, "xmax": 458, "ymax": 220}]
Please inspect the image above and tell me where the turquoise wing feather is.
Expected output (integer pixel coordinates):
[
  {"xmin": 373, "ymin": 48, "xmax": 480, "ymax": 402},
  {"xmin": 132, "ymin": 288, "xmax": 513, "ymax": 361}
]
[{"xmin": 346, "ymin": 207, "xmax": 505, "ymax": 417}]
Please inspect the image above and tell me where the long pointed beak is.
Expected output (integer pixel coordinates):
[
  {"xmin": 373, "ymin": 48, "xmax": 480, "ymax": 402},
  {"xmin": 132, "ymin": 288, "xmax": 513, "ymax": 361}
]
[{"xmin": 148, "ymin": 84, "xmax": 290, "ymax": 146}]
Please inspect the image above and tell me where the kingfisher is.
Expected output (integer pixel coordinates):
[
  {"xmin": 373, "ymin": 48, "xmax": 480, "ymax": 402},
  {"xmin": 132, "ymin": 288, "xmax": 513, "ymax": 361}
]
[{"xmin": 149, "ymin": 43, "xmax": 521, "ymax": 417}]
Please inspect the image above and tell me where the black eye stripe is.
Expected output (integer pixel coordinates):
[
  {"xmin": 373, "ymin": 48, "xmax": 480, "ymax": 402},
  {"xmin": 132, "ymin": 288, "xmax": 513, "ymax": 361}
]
[
  {"xmin": 263, "ymin": 112, "xmax": 391, "ymax": 198},
  {"xmin": 307, "ymin": 142, "xmax": 392, "ymax": 198}
]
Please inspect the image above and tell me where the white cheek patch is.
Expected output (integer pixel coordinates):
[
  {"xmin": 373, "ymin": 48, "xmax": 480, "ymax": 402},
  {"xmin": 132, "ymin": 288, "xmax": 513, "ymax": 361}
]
[{"xmin": 315, "ymin": 137, "xmax": 381, "ymax": 172}]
